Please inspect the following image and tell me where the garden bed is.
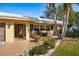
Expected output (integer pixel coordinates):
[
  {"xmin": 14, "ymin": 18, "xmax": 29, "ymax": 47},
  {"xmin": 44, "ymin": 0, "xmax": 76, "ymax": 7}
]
[{"xmin": 29, "ymin": 37, "xmax": 56, "ymax": 56}]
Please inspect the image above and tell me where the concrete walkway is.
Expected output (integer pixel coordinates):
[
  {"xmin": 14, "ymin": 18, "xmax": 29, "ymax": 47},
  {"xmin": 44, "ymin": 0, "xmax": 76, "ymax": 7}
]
[{"xmin": 0, "ymin": 40, "xmax": 34, "ymax": 56}]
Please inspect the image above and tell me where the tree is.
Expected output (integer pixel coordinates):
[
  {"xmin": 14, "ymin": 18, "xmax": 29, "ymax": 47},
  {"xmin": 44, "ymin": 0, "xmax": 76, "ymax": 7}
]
[
  {"xmin": 61, "ymin": 4, "xmax": 79, "ymax": 39},
  {"xmin": 43, "ymin": 3, "xmax": 58, "ymax": 35},
  {"xmin": 41, "ymin": 3, "xmax": 79, "ymax": 39},
  {"xmin": 44, "ymin": 3, "xmax": 72, "ymax": 38},
  {"xmin": 75, "ymin": 12, "xmax": 79, "ymax": 19},
  {"xmin": 74, "ymin": 12, "xmax": 79, "ymax": 28},
  {"xmin": 61, "ymin": 3, "xmax": 72, "ymax": 38},
  {"xmin": 68, "ymin": 9, "xmax": 76, "ymax": 28},
  {"xmin": 48, "ymin": 3, "xmax": 57, "ymax": 35}
]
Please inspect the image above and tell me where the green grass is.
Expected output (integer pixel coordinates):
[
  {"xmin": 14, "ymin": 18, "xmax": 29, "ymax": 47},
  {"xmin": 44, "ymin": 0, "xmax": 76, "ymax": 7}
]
[{"xmin": 55, "ymin": 39, "xmax": 79, "ymax": 56}]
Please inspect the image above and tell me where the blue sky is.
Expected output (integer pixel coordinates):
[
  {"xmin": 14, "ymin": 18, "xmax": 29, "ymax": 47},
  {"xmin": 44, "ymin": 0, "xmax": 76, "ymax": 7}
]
[{"xmin": 0, "ymin": 3, "xmax": 79, "ymax": 18}]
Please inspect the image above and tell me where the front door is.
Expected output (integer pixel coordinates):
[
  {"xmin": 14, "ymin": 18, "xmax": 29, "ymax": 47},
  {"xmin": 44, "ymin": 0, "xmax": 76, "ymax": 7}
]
[{"xmin": 15, "ymin": 24, "xmax": 26, "ymax": 39}]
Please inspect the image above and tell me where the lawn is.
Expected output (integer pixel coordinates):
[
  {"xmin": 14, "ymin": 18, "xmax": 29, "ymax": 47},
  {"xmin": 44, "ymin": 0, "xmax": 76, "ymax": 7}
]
[{"xmin": 55, "ymin": 38, "xmax": 79, "ymax": 56}]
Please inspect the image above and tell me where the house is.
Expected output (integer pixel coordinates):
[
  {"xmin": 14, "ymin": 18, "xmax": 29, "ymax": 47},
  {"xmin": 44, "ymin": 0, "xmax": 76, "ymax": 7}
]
[{"xmin": 0, "ymin": 12, "xmax": 63, "ymax": 43}]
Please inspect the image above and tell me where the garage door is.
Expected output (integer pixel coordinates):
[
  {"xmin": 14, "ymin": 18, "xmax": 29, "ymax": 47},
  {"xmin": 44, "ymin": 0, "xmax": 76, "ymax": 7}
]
[{"xmin": 0, "ymin": 23, "xmax": 5, "ymax": 42}]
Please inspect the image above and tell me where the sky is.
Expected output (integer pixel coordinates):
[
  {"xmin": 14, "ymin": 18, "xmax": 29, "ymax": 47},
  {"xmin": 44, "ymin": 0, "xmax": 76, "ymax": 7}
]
[{"xmin": 0, "ymin": 3, "xmax": 79, "ymax": 18}]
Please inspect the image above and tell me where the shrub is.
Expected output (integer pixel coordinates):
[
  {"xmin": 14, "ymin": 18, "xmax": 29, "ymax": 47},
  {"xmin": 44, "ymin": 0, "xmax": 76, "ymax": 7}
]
[
  {"xmin": 29, "ymin": 46, "xmax": 39, "ymax": 56},
  {"xmin": 38, "ymin": 45, "xmax": 48, "ymax": 55},
  {"xmin": 29, "ymin": 37, "xmax": 56, "ymax": 56},
  {"xmin": 31, "ymin": 34, "xmax": 41, "ymax": 42},
  {"xmin": 43, "ymin": 37, "xmax": 55, "ymax": 49},
  {"xmin": 29, "ymin": 46, "xmax": 47, "ymax": 56},
  {"xmin": 66, "ymin": 31, "xmax": 79, "ymax": 38},
  {"xmin": 65, "ymin": 31, "xmax": 73, "ymax": 37}
]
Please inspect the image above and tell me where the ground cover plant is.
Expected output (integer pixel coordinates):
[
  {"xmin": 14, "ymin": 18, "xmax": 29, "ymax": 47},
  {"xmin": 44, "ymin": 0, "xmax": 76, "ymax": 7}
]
[{"xmin": 55, "ymin": 39, "xmax": 79, "ymax": 56}]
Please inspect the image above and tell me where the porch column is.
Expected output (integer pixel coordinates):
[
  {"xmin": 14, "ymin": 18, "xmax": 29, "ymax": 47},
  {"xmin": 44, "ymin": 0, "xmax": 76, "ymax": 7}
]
[
  {"xmin": 33, "ymin": 24, "xmax": 34, "ymax": 33},
  {"xmin": 50, "ymin": 25, "xmax": 51, "ymax": 31},
  {"xmin": 50, "ymin": 25, "xmax": 53, "ymax": 36},
  {"xmin": 5, "ymin": 22, "xmax": 14, "ymax": 42},
  {"xmin": 53, "ymin": 24, "xmax": 57, "ymax": 35},
  {"xmin": 26, "ymin": 24, "xmax": 30, "ymax": 41},
  {"xmin": 39, "ymin": 24, "xmax": 40, "ymax": 32},
  {"xmin": 45, "ymin": 25, "xmax": 46, "ymax": 32},
  {"xmin": 51, "ymin": 25, "xmax": 54, "ymax": 35}
]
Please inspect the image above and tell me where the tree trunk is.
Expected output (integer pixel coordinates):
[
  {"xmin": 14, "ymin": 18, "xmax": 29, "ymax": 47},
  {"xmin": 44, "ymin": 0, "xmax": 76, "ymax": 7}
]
[
  {"xmin": 53, "ymin": 14, "xmax": 57, "ymax": 35},
  {"xmin": 61, "ymin": 5, "xmax": 70, "ymax": 39},
  {"xmin": 61, "ymin": 15, "xmax": 67, "ymax": 38}
]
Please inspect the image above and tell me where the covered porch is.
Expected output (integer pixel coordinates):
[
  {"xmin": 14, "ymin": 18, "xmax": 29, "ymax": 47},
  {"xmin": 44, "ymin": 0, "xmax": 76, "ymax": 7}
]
[{"xmin": 14, "ymin": 23, "xmax": 62, "ymax": 42}]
